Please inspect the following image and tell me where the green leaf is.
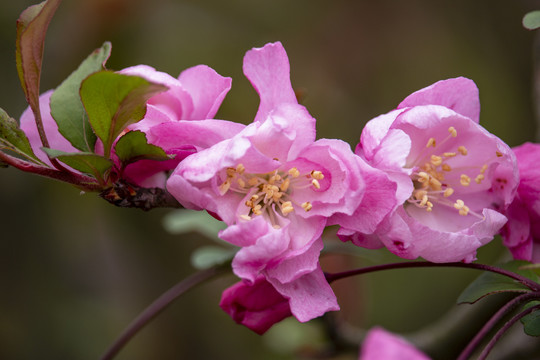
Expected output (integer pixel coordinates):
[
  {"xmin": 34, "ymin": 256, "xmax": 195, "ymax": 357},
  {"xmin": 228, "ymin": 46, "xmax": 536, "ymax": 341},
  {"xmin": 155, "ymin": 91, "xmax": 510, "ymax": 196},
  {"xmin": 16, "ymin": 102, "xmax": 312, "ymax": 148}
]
[
  {"xmin": 16, "ymin": 0, "xmax": 62, "ymax": 116},
  {"xmin": 114, "ymin": 130, "xmax": 170, "ymax": 167},
  {"xmin": 190, "ymin": 246, "xmax": 236, "ymax": 270},
  {"xmin": 42, "ymin": 147, "xmax": 113, "ymax": 178},
  {"xmin": 162, "ymin": 209, "xmax": 227, "ymax": 242},
  {"xmin": 521, "ymin": 301, "xmax": 540, "ymax": 336},
  {"xmin": 523, "ymin": 11, "xmax": 540, "ymax": 30},
  {"xmin": 458, "ymin": 261, "xmax": 539, "ymax": 304},
  {"xmin": 80, "ymin": 71, "xmax": 167, "ymax": 157},
  {"xmin": 50, "ymin": 42, "xmax": 112, "ymax": 152},
  {"xmin": 0, "ymin": 107, "xmax": 40, "ymax": 162}
]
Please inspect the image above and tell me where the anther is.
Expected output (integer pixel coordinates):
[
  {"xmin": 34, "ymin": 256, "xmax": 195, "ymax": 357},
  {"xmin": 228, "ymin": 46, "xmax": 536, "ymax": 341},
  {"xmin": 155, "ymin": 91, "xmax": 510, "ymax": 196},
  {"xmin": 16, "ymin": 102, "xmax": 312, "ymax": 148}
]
[
  {"xmin": 443, "ymin": 152, "xmax": 456, "ymax": 158},
  {"xmin": 226, "ymin": 167, "xmax": 236, "ymax": 177},
  {"xmin": 475, "ymin": 174, "xmax": 485, "ymax": 184},
  {"xmin": 420, "ymin": 195, "xmax": 428, "ymax": 206},
  {"xmin": 429, "ymin": 177, "xmax": 442, "ymax": 190},
  {"xmin": 240, "ymin": 214, "xmax": 252, "ymax": 221},
  {"xmin": 496, "ymin": 151, "xmax": 503, "ymax": 157},
  {"xmin": 430, "ymin": 155, "xmax": 443, "ymax": 166},
  {"xmin": 288, "ymin": 168, "xmax": 300, "ymax": 177},
  {"xmin": 417, "ymin": 172, "xmax": 430, "ymax": 183},
  {"xmin": 480, "ymin": 164, "xmax": 488, "ymax": 174},
  {"xmin": 448, "ymin": 127, "xmax": 457, "ymax": 137},
  {"xmin": 459, "ymin": 205, "xmax": 470, "ymax": 216},
  {"xmin": 426, "ymin": 137, "xmax": 436, "ymax": 148},
  {"xmin": 415, "ymin": 190, "xmax": 427, "ymax": 200},
  {"xmin": 237, "ymin": 178, "xmax": 246, "ymax": 188},
  {"xmin": 426, "ymin": 201, "xmax": 434, "ymax": 212},
  {"xmin": 458, "ymin": 146, "xmax": 468, "ymax": 155},
  {"xmin": 301, "ymin": 202, "xmax": 313, "ymax": 212},
  {"xmin": 219, "ymin": 180, "xmax": 231, "ymax": 194},
  {"xmin": 281, "ymin": 201, "xmax": 294, "ymax": 215},
  {"xmin": 311, "ymin": 170, "xmax": 324, "ymax": 180},
  {"xmin": 443, "ymin": 188, "xmax": 454, "ymax": 197},
  {"xmin": 312, "ymin": 179, "xmax": 321, "ymax": 189},
  {"xmin": 280, "ymin": 178, "xmax": 290, "ymax": 192},
  {"xmin": 442, "ymin": 164, "xmax": 452, "ymax": 172},
  {"xmin": 454, "ymin": 199, "xmax": 465, "ymax": 210},
  {"xmin": 236, "ymin": 164, "xmax": 245, "ymax": 174},
  {"xmin": 460, "ymin": 174, "xmax": 471, "ymax": 186}
]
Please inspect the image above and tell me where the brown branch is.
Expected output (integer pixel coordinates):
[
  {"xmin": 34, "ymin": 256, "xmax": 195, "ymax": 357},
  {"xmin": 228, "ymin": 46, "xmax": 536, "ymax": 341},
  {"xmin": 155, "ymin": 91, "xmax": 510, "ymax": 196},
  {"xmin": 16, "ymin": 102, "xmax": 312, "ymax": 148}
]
[{"xmin": 100, "ymin": 180, "xmax": 182, "ymax": 211}]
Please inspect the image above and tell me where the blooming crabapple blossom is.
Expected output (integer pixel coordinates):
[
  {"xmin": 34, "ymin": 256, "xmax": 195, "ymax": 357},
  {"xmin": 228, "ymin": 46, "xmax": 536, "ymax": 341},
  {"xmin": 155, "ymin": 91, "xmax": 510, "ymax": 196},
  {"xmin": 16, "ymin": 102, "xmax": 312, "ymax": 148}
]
[
  {"xmin": 501, "ymin": 142, "xmax": 540, "ymax": 262},
  {"xmin": 116, "ymin": 64, "xmax": 241, "ymax": 187},
  {"xmin": 359, "ymin": 327, "xmax": 430, "ymax": 360},
  {"xmin": 219, "ymin": 276, "xmax": 292, "ymax": 335},
  {"xmin": 167, "ymin": 42, "xmax": 396, "ymax": 324},
  {"xmin": 341, "ymin": 77, "xmax": 518, "ymax": 263}
]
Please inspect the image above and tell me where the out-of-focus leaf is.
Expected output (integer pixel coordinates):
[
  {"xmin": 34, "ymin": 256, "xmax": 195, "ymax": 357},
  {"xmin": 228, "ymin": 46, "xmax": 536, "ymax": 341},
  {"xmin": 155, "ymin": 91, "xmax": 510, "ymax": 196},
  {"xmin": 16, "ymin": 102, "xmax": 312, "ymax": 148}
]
[
  {"xmin": 523, "ymin": 11, "xmax": 540, "ymax": 30},
  {"xmin": 521, "ymin": 301, "xmax": 540, "ymax": 336},
  {"xmin": 190, "ymin": 246, "xmax": 236, "ymax": 270},
  {"xmin": 42, "ymin": 147, "xmax": 112, "ymax": 178},
  {"xmin": 162, "ymin": 209, "xmax": 227, "ymax": 241},
  {"xmin": 80, "ymin": 71, "xmax": 167, "ymax": 157},
  {"xmin": 16, "ymin": 0, "xmax": 62, "ymax": 119},
  {"xmin": 50, "ymin": 42, "xmax": 111, "ymax": 152},
  {"xmin": 458, "ymin": 261, "xmax": 539, "ymax": 304},
  {"xmin": 519, "ymin": 263, "xmax": 540, "ymax": 277},
  {"xmin": 0, "ymin": 107, "xmax": 40, "ymax": 162},
  {"xmin": 114, "ymin": 130, "xmax": 170, "ymax": 167}
]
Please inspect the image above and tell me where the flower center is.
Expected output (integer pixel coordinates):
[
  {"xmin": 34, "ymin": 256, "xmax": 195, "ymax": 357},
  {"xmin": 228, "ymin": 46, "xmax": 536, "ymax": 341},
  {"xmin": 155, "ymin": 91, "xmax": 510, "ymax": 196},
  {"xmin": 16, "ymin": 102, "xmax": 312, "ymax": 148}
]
[
  {"xmin": 218, "ymin": 163, "xmax": 323, "ymax": 227},
  {"xmin": 406, "ymin": 126, "xmax": 496, "ymax": 218}
]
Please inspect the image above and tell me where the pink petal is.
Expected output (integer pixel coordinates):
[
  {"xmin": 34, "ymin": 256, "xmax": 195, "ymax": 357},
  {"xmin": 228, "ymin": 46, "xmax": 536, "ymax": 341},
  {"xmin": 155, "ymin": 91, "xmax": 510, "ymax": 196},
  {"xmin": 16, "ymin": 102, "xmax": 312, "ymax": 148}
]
[
  {"xmin": 178, "ymin": 65, "xmax": 232, "ymax": 119},
  {"xmin": 19, "ymin": 90, "xmax": 78, "ymax": 165},
  {"xmin": 398, "ymin": 77, "xmax": 480, "ymax": 123},
  {"xmin": 243, "ymin": 42, "xmax": 298, "ymax": 123},
  {"xmin": 360, "ymin": 327, "xmax": 430, "ymax": 360},
  {"xmin": 268, "ymin": 265, "xmax": 339, "ymax": 323}
]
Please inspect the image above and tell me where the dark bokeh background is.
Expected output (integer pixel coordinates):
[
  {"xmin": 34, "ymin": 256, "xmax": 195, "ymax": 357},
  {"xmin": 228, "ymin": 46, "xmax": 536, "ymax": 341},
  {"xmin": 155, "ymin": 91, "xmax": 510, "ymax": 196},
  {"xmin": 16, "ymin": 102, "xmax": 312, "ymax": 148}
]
[{"xmin": 1, "ymin": 1, "xmax": 539, "ymax": 359}]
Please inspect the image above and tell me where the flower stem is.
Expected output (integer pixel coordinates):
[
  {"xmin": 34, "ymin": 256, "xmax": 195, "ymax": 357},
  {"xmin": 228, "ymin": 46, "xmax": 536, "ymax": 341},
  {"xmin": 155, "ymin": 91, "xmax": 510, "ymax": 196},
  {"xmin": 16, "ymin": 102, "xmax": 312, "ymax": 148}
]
[
  {"xmin": 477, "ymin": 303, "xmax": 540, "ymax": 360},
  {"xmin": 325, "ymin": 261, "xmax": 540, "ymax": 291},
  {"xmin": 456, "ymin": 291, "xmax": 540, "ymax": 360},
  {"xmin": 100, "ymin": 264, "xmax": 230, "ymax": 360},
  {"xmin": 0, "ymin": 150, "xmax": 102, "ymax": 191}
]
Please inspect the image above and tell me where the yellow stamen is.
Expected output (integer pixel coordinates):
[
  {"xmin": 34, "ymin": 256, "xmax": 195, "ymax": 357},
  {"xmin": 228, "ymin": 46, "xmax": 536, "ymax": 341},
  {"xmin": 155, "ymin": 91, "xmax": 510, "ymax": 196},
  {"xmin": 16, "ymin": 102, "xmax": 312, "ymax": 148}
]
[
  {"xmin": 311, "ymin": 170, "xmax": 324, "ymax": 180},
  {"xmin": 288, "ymin": 168, "xmax": 300, "ymax": 177},
  {"xmin": 443, "ymin": 188, "xmax": 454, "ymax": 197},
  {"xmin": 281, "ymin": 201, "xmax": 294, "ymax": 215},
  {"xmin": 459, "ymin": 205, "xmax": 470, "ymax": 216},
  {"xmin": 496, "ymin": 151, "xmax": 503, "ymax": 157},
  {"xmin": 301, "ymin": 202, "xmax": 312, "ymax": 212},
  {"xmin": 454, "ymin": 199, "xmax": 465, "ymax": 210},
  {"xmin": 429, "ymin": 177, "xmax": 442, "ymax": 190},
  {"xmin": 219, "ymin": 180, "xmax": 231, "ymax": 194},
  {"xmin": 448, "ymin": 127, "xmax": 457, "ymax": 137},
  {"xmin": 480, "ymin": 164, "xmax": 488, "ymax": 174},
  {"xmin": 430, "ymin": 155, "xmax": 443, "ymax": 166},
  {"xmin": 312, "ymin": 179, "xmax": 321, "ymax": 189},
  {"xmin": 475, "ymin": 174, "xmax": 485, "ymax": 184},
  {"xmin": 420, "ymin": 195, "xmax": 428, "ymax": 206},
  {"xmin": 442, "ymin": 164, "xmax": 452, "ymax": 172},
  {"xmin": 236, "ymin": 164, "xmax": 245, "ymax": 174},
  {"xmin": 426, "ymin": 137, "xmax": 436, "ymax": 148},
  {"xmin": 280, "ymin": 178, "xmax": 290, "ymax": 192},
  {"xmin": 237, "ymin": 178, "xmax": 246, "ymax": 188},
  {"xmin": 226, "ymin": 167, "xmax": 236, "ymax": 177},
  {"xmin": 460, "ymin": 174, "xmax": 471, "ymax": 186},
  {"xmin": 415, "ymin": 190, "xmax": 427, "ymax": 200},
  {"xmin": 239, "ymin": 214, "xmax": 251, "ymax": 221},
  {"xmin": 458, "ymin": 146, "xmax": 468, "ymax": 155},
  {"xmin": 443, "ymin": 152, "xmax": 457, "ymax": 158}
]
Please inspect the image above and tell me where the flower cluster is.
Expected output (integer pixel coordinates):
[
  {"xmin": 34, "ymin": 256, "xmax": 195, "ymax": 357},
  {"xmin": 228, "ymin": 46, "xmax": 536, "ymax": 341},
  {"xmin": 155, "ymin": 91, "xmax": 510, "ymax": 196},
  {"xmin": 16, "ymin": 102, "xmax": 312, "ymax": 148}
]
[{"xmin": 17, "ymin": 40, "xmax": 539, "ymax": 337}]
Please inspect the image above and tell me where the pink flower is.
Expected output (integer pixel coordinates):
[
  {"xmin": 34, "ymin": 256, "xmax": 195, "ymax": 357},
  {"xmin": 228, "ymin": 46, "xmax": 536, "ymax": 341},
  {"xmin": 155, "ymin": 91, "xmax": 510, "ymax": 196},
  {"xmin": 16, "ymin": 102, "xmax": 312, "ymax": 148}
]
[
  {"xmin": 359, "ymin": 327, "xmax": 430, "ymax": 360},
  {"xmin": 117, "ymin": 64, "xmax": 241, "ymax": 187},
  {"xmin": 342, "ymin": 77, "xmax": 518, "ymax": 263},
  {"xmin": 168, "ymin": 42, "xmax": 394, "ymax": 322},
  {"xmin": 19, "ymin": 90, "xmax": 79, "ymax": 166},
  {"xmin": 19, "ymin": 65, "xmax": 241, "ymax": 188},
  {"xmin": 219, "ymin": 276, "xmax": 292, "ymax": 335},
  {"xmin": 501, "ymin": 142, "xmax": 540, "ymax": 262}
]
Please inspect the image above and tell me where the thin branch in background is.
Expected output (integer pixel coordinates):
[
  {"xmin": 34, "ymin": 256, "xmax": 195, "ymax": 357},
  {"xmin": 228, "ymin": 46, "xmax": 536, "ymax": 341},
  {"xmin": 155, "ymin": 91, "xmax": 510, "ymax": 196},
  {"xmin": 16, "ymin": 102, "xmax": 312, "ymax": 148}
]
[{"xmin": 100, "ymin": 264, "xmax": 230, "ymax": 360}]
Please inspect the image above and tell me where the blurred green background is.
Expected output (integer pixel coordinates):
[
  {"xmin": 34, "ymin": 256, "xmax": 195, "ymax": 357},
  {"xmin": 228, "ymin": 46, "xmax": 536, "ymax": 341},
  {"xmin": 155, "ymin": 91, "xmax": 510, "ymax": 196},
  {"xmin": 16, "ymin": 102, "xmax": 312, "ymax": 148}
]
[{"xmin": 1, "ymin": 0, "xmax": 539, "ymax": 359}]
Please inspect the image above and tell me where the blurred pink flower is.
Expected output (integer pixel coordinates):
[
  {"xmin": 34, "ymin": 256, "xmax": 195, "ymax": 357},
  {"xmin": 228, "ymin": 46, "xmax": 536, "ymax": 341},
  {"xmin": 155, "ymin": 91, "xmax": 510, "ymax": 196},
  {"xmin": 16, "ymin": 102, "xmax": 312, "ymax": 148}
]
[
  {"xmin": 219, "ymin": 275, "xmax": 292, "ymax": 335},
  {"xmin": 342, "ymin": 77, "xmax": 518, "ymax": 263},
  {"xmin": 359, "ymin": 327, "xmax": 430, "ymax": 360},
  {"xmin": 501, "ymin": 142, "xmax": 540, "ymax": 262}
]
